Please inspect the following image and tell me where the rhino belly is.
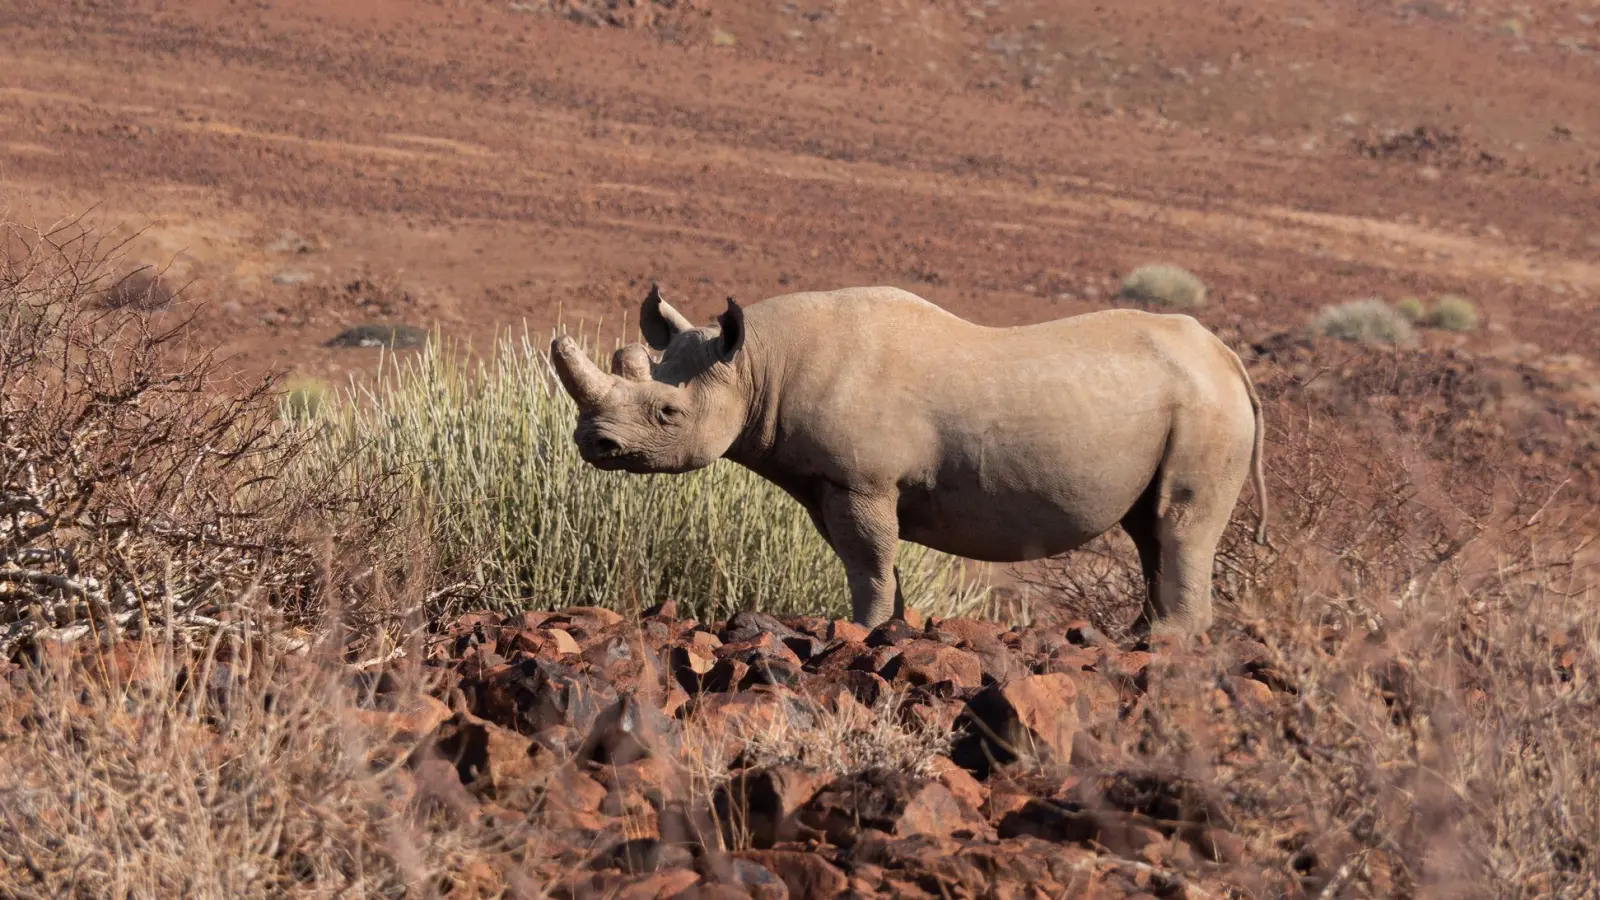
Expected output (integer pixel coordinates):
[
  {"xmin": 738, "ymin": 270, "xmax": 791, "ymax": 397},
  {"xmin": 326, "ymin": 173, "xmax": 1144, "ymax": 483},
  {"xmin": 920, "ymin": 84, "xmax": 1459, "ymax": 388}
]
[{"xmin": 895, "ymin": 450, "xmax": 1158, "ymax": 563}]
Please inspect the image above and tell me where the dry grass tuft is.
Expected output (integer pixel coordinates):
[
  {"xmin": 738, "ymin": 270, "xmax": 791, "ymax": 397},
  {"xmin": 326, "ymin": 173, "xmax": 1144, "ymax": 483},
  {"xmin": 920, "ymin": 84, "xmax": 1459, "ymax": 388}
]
[
  {"xmin": 1117, "ymin": 263, "xmax": 1207, "ymax": 309},
  {"xmin": 737, "ymin": 689, "xmax": 952, "ymax": 779},
  {"xmin": 1426, "ymin": 294, "xmax": 1479, "ymax": 331},
  {"xmin": 1311, "ymin": 297, "xmax": 1417, "ymax": 345}
]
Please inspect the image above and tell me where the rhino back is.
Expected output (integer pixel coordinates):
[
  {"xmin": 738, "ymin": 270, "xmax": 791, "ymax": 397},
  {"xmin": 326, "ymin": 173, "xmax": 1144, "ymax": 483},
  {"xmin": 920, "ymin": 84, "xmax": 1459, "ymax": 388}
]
[{"xmin": 746, "ymin": 293, "xmax": 1239, "ymax": 561}]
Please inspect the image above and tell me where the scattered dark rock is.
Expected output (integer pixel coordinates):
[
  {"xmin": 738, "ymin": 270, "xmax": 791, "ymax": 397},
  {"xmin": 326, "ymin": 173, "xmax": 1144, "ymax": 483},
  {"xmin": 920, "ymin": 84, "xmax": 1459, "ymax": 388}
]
[{"xmin": 325, "ymin": 323, "xmax": 429, "ymax": 348}]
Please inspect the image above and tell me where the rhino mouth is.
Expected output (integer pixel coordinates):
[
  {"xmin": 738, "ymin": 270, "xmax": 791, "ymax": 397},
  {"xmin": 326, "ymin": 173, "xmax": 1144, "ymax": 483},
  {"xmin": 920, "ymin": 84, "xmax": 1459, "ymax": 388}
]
[{"xmin": 578, "ymin": 436, "xmax": 644, "ymax": 471}]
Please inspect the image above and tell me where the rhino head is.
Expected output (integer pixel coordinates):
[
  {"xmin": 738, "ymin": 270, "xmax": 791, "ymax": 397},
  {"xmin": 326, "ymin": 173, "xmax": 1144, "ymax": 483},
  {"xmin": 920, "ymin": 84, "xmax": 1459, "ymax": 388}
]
[{"xmin": 549, "ymin": 284, "xmax": 748, "ymax": 474}]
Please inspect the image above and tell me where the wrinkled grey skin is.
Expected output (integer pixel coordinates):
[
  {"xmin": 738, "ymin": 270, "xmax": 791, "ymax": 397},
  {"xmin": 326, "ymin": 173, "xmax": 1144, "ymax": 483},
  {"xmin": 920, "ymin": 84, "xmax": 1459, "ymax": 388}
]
[{"xmin": 550, "ymin": 284, "xmax": 1268, "ymax": 637}]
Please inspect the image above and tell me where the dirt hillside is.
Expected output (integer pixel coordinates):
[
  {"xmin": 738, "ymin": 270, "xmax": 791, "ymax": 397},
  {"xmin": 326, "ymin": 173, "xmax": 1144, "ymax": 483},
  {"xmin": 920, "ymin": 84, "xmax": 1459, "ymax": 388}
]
[{"xmin": 2, "ymin": 0, "xmax": 1596, "ymax": 391}]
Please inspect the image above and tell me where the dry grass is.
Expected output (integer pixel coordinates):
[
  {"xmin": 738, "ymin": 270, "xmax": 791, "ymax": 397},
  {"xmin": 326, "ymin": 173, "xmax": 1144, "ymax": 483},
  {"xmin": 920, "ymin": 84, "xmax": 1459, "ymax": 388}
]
[
  {"xmin": 1311, "ymin": 298, "xmax": 1418, "ymax": 345},
  {"xmin": 1425, "ymin": 294, "xmax": 1479, "ymax": 332},
  {"xmin": 0, "ymin": 623, "xmax": 546, "ymax": 899},
  {"xmin": 735, "ymin": 687, "xmax": 952, "ymax": 779},
  {"xmin": 1117, "ymin": 263, "xmax": 1208, "ymax": 309},
  {"xmin": 291, "ymin": 327, "xmax": 988, "ymax": 623}
]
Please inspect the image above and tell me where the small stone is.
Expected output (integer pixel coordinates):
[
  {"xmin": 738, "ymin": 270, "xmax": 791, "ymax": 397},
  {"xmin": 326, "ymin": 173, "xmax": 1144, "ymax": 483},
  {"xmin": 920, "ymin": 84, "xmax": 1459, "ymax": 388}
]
[
  {"xmin": 880, "ymin": 640, "xmax": 983, "ymax": 690},
  {"xmin": 714, "ymin": 766, "xmax": 832, "ymax": 848},
  {"xmin": 737, "ymin": 851, "xmax": 848, "ymax": 899}
]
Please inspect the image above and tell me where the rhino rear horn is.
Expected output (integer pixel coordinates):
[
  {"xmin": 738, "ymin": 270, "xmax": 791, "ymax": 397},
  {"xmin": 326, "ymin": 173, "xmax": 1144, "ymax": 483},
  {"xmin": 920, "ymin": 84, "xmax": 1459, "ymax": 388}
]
[
  {"xmin": 640, "ymin": 283, "xmax": 694, "ymax": 351},
  {"xmin": 550, "ymin": 335, "xmax": 613, "ymax": 409}
]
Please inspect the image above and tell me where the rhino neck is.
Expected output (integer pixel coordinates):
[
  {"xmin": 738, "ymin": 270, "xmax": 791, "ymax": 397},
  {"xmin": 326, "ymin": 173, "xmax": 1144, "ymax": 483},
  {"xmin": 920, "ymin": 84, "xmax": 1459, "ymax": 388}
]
[{"xmin": 723, "ymin": 327, "xmax": 782, "ymax": 467}]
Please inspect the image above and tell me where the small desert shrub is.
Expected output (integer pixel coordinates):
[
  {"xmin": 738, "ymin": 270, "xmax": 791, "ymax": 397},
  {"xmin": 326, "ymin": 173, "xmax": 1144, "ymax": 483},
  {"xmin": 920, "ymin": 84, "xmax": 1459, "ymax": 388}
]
[
  {"xmin": 1117, "ymin": 263, "xmax": 1207, "ymax": 309},
  {"xmin": 1394, "ymin": 295, "xmax": 1425, "ymax": 321},
  {"xmin": 293, "ymin": 329, "xmax": 988, "ymax": 622},
  {"xmin": 1311, "ymin": 298, "xmax": 1417, "ymax": 345},
  {"xmin": 1426, "ymin": 293, "xmax": 1478, "ymax": 331}
]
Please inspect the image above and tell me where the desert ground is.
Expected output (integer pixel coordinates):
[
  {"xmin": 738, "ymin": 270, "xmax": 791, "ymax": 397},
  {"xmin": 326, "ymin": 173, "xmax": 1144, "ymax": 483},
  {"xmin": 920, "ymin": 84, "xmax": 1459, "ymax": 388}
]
[{"xmin": 3, "ymin": 0, "xmax": 1599, "ymax": 897}]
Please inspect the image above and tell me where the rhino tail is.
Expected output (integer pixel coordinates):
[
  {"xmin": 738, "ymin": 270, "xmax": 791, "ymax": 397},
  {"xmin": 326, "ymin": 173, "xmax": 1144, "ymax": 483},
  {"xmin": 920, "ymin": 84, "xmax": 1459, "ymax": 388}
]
[{"xmin": 1227, "ymin": 346, "xmax": 1271, "ymax": 549}]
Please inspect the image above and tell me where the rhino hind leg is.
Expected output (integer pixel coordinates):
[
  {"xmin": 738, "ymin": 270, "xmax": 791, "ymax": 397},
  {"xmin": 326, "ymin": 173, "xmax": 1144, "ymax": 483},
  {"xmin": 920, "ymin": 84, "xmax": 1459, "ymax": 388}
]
[
  {"xmin": 1119, "ymin": 483, "xmax": 1165, "ymax": 633},
  {"xmin": 1126, "ymin": 432, "xmax": 1252, "ymax": 640},
  {"xmin": 818, "ymin": 487, "xmax": 901, "ymax": 628}
]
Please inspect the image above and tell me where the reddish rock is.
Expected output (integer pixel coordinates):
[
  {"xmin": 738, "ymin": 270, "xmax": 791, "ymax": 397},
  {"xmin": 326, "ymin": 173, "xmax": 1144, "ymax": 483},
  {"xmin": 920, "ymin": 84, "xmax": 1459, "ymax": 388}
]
[
  {"xmin": 1224, "ymin": 674, "xmax": 1277, "ymax": 710},
  {"xmin": 594, "ymin": 755, "xmax": 678, "ymax": 812},
  {"xmin": 927, "ymin": 756, "xmax": 987, "ymax": 814},
  {"xmin": 661, "ymin": 684, "xmax": 691, "ymax": 718},
  {"xmin": 670, "ymin": 884, "xmax": 756, "ymax": 900},
  {"xmin": 352, "ymin": 692, "xmax": 452, "ymax": 748},
  {"xmin": 545, "ymin": 627, "xmax": 584, "ymax": 656},
  {"xmin": 430, "ymin": 711, "xmax": 543, "ymax": 801},
  {"xmin": 865, "ymin": 618, "xmax": 920, "ymax": 647},
  {"xmin": 984, "ymin": 789, "xmax": 1032, "ymax": 826},
  {"xmin": 1069, "ymin": 672, "xmax": 1122, "ymax": 727},
  {"xmin": 842, "ymin": 669, "xmax": 889, "ymax": 708},
  {"xmin": 579, "ymin": 691, "xmax": 678, "ymax": 766},
  {"xmin": 465, "ymin": 656, "xmax": 618, "ymax": 736},
  {"xmin": 897, "ymin": 780, "xmax": 987, "ymax": 839},
  {"xmin": 897, "ymin": 689, "xmax": 968, "ymax": 733},
  {"xmin": 687, "ymin": 630, "xmax": 723, "ymax": 652},
  {"xmin": 716, "ymin": 632, "xmax": 803, "ymax": 666},
  {"xmin": 697, "ymin": 657, "xmax": 750, "ymax": 694},
  {"xmin": 879, "ymin": 640, "xmax": 982, "ymax": 690},
  {"xmin": 801, "ymin": 770, "xmax": 985, "ymax": 845},
  {"xmin": 737, "ymin": 851, "xmax": 848, "ymax": 900},
  {"xmin": 827, "ymin": 619, "xmax": 869, "ymax": 643},
  {"xmin": 614, "ymin": 868, "xmax": 701, "ymax": 900},
  {"xmin": 1039, "ymin": 645, "xmax": 1100, "ymax": 674},
  {"xmin": 688, "ymin": 688, "xmax": 799, "ymax": 765},
  {"xmin": 555, "ymin": 606, "xmax": 626, "ymax": 628},
  {"xmin": 959, "ymin": 673, "xmax": 1082, "ymax": 772},
  {"xmin": 738, "ymin": 656, "xmax": 804, "ymax": 690},
  {"xmin": 802, "ymin": 640, "xmax": 873, "ymax": 677},
  {"xmin": 714, "ymin": 766, "xmax": 832, "ymax": 848},
  {"xmin": 1101, "ymin": 649, "xmax": 1153, "ymax": 678},
  {"xmin": 669, "ymin": 645, "xmax": 719, "ymax": 692},
  {"xmin": 928, "ymin": 617, "xmax": 1007, "ymax": 644},
  {"xmin": 504, "ymin": 628, "xmax": 547, "ymax": 657},
  {"xmin": 720, "ymin": 611, "xmax": 803, "ymax": 645}
]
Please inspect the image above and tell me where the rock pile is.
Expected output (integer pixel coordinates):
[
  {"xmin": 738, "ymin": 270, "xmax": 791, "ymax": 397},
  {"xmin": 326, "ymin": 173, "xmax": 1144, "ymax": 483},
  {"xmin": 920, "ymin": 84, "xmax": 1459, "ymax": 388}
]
[{"xmin": 360, "ymin": 602, "xmax": 1305, "ymax": 898}]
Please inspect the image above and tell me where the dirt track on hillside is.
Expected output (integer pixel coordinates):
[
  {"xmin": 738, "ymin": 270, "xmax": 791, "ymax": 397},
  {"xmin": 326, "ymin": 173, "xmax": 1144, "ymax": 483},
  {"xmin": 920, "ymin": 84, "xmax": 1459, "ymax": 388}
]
[{"xmin": 2, "ymin": 0, "xmax": 1597, "ymax": 392}]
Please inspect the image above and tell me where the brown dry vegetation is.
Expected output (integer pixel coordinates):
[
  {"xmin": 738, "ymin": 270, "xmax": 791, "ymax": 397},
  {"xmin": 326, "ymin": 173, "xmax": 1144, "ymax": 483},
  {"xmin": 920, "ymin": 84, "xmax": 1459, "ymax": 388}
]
[{"xmin": 1, "ymin": 218, "xmax": 1596, "ymax": 899}]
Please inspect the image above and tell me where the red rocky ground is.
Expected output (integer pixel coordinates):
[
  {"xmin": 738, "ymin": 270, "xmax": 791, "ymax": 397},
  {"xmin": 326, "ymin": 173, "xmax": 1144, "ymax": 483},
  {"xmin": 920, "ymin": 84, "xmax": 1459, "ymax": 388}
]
[{"xmin": 358, "ymin": 602, "xmax": 1330, "ymax": 899}]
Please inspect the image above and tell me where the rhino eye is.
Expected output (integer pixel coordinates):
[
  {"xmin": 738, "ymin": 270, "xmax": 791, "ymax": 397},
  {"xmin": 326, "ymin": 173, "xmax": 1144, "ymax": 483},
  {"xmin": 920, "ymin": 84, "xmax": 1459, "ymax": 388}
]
[{"xmin": 656, "ymin": 405, "xmax": 682, "ymax": 425}]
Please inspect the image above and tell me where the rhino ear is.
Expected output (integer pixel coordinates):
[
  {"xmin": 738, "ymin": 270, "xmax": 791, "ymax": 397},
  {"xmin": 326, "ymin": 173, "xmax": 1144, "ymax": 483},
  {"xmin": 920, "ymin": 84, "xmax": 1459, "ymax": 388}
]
[
  {"xmin": 716, "ymin": 297, "xmax": 745, "ymax": 362},
  {"xmin": 640, "ymin": 283, "xmax": 693, "ymax": 351}
]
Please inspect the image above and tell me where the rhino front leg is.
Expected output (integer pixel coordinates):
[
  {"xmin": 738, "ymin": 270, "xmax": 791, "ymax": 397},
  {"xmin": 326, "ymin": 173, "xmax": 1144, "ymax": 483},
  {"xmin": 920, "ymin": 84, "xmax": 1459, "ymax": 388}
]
[{"xmin": 818, "ymin": 487, "xmax": 901, "ymax": 628}]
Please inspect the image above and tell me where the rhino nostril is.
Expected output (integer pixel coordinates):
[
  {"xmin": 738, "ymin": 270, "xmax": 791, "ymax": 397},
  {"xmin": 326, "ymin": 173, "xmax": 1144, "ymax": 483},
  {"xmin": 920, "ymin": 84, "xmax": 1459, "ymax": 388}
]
[{"xmin": 591, "ymin": 437, "xmax": 622, "ymax": 456}]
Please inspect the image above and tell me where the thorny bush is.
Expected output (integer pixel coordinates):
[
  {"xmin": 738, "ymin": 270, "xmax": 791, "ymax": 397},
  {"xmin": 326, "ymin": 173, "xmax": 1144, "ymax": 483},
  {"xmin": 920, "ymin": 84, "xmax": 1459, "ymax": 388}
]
[{"xmin": 0, "ymin": 219, "xmax": 409, "ymax": 658}]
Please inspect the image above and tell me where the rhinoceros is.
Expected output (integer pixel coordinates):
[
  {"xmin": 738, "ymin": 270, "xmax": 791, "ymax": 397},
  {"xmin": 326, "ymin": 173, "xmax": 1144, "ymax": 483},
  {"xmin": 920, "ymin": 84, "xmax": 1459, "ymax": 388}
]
[{"xmin": 549, "ymin": 284, "xmax": 1268, "ymax": 637}]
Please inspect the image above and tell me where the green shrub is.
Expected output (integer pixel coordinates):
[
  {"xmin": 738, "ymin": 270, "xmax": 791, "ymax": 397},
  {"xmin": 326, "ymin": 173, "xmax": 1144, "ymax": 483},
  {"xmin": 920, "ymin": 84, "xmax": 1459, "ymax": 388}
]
[
  {"xmin": 293, "ymin": 329, "xmax": 988, "ymax": 622},
  {"xmin": 1117, "ymin": 263, "xmax": 1206, "ymax": 309},
  {"xmin": 1310, "ymin": 298, "xmax": 1417, "ymax": 346},
  {"xmin": 1394, "ymin": 296, "xmax": 1425, "ymax": 322},
  {"xmin": 1426, "ymin": 294, "xmax": 1478, "ymax": 332}
]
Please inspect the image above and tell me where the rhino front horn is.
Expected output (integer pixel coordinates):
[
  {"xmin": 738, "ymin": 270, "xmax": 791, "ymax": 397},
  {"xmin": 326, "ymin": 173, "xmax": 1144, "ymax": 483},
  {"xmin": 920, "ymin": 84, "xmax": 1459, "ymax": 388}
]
[{"xmin": 550, "ymin": 335, "xmax": 613, "ymax": 409}]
